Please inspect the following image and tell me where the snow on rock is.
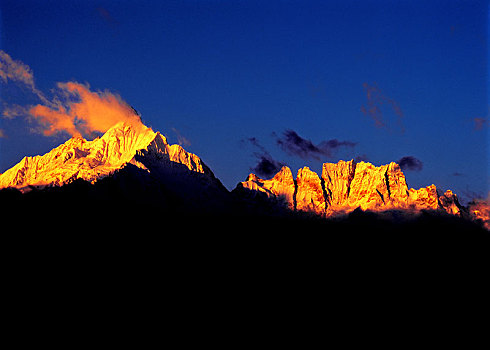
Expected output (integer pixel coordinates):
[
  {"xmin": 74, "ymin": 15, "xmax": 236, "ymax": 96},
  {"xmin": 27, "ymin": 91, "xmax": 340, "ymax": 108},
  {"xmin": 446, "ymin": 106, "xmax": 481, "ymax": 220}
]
[
  {"xmin": 237, "ymin": 159, "xmax": 464, "ymax": 218},
  {"xmin": 407, "ymin": 185, "xmax": 439, "ymax": 210},
  {"xmin": 295, "ymin": 167, "xmax": 325, "ymax": 215},
  {"xmin": 322, "ymin": 160, "xmax": 356, "ymax": 208},
  {"xmin": 0, "ymin": 121, "xmax": 213, "ymax": 191},
  {"xmin": 239, "ymin": 166, "xmax": 296, "ymax": 210},
  {"xmin": 438, "ymin": 190, "xmax": 464, "ymax": 216}
]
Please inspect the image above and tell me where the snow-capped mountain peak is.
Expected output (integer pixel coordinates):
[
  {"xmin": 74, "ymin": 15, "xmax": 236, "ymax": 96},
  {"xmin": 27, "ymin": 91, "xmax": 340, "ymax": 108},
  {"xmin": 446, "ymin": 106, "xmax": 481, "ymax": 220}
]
[{"xmin": 0, "ymin": 121, "xmax": 209, "ymax": 191}]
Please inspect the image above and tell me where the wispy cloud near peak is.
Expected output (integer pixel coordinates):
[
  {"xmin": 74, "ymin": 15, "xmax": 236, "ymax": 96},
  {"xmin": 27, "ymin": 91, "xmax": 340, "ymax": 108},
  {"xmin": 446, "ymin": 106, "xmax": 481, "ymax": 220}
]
[
  {"xmin": 361, "ymin": 82, "xmax": 405, "ymax": 133},
  {"xmin": 0, "ymin": 50, "xmax": 51, "ymax": 106},
  {"xmin": 28, "ymin": 82, "xmax": 142, "ymax": 137},
  {"xmin": 1, "ymin": 50, "xmax": 143, "ymax": 138}
]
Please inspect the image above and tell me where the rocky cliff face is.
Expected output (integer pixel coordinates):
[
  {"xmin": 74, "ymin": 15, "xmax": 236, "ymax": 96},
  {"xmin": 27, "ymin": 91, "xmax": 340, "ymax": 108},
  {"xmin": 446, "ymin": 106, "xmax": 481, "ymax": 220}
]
[
  {"xmin": 295, "ymin": 167, "xmax": 325, "ymax": 214},
  {"xmin": 469, "ymin": 197, "xmax": 490, "ymax": 230},
  {"xmin": 322, "ymin": 160, "xmax": 356, "ymax": 208},
  {"xmin": 239, "ymin": 166, "xmax": 296, "ymax": 210},
  {"xmin": 236, "ymin": 159, "xmax": 463, "ymax": 217},
  {"xmin": 0, "ymin": 121, "xmax": 215, "ymax": 191},
  {"xmin": 438, "ymin": 190, "xmax": 464, "ymax": 216}
]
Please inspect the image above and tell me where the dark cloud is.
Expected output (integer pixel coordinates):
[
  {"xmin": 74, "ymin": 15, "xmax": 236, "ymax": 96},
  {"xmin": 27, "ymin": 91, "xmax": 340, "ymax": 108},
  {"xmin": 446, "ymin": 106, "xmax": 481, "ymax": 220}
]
[
  {"xmin": 275, "ymin": 129, "xmax": 356, "ymax": 160},
  {"xmin": 361, "ymin": 82, "xmax": 405, "ymax": 133},
  {"xmin": 245, "ymin": 137, "xmax": 266, "ymax": 154},
  {"xmin": 397, "ymin": 156, "xmax": 423, "ymax": 172},
  {"xmin": 96, "ymin": 7, "xmax": 119, "ymax": 27},
  {"xmin": 462, "ymin": 188, "xmax": 488, "ymax": 205},
  {"xmin": 243, "ymin": 137, "xmax": 286, "ymax": 178},
  {"xmin": 244, "ymin": 130, "xmax": 357, "ymax": 175},
  {"xmin": 252, "ymin": 155, "xmax": 285, "ymax": 179},
  {"xmin": 96, "ymin": 7, "xmax": 120, "ymax": 36},
  {"xmin": 354, "ymin": 154, "xmax": 369, "ymax": 162},
  {"xmin": 473, "ymin": 117, "xmax": 489, "ymax": 130}
]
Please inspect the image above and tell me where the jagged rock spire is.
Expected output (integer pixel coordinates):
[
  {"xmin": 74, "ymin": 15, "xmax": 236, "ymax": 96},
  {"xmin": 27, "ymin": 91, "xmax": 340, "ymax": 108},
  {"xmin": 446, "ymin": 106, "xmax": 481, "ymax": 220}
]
[
  {"xmin": 296, "ymin": 167, "xmax": 325, "ymax": 214},
  {"xmin": 237, "ymin": 159, "xmax": 459, "ymax": 216}
]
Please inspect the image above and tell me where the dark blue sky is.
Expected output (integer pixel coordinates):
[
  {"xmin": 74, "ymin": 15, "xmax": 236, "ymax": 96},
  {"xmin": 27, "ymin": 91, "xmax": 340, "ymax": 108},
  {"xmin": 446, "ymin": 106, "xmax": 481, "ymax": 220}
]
[{"xmin": 0, "ymin": 0, "xmax": 488, "ymax": 201}]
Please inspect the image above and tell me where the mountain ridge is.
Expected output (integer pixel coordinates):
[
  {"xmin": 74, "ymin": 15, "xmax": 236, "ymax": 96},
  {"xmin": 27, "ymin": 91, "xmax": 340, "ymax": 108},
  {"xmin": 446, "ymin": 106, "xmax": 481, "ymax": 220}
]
[
  {"xmin": 0, "ymin": 121, "xmax": 214, "ymax": 192},
  {"xmin": 235, "ymin": 161, "xmax": 465, "ymax": 217},
  {"xmin": 0, "ymin": 121, "xmax": 488, "ymax": 229}
]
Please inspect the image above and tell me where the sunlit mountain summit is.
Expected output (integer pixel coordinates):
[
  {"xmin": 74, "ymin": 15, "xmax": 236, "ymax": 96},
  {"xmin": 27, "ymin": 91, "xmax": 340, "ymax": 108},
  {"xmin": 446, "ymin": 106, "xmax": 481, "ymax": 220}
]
[
  {"xmin": 0, "ymin": 121, "xmax": 214, "ymax": 190},
  {"xmin": 234, "ymin": 161, "xmax": 465, "ymax": 217}
]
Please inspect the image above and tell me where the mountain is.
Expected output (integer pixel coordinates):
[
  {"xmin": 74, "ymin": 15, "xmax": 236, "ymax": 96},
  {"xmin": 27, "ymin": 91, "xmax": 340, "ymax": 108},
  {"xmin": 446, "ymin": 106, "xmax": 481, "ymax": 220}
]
[
  {"xmin": 2, "ymin": 123, "xmax": 488, "ymax": 310},
  {"xmin": 234, "ymin": 160, "xmax": 470, "ymax": 218},
  {"xmin": 0, "ymin": 121, "xmax": 215, "ymax": 190},
  {"xmin": 0, "ymin": 121, "xmax": 230, "ymax": 216},
  {"xmin": 0, "ymin": 121, "xmax": 488, "ymax": 230}
]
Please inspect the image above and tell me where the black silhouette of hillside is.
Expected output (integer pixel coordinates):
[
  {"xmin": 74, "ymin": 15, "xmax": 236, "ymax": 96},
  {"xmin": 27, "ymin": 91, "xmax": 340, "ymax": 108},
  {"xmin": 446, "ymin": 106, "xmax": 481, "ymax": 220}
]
[
  {"xmin": 2, "ymin": 168, "xmax": 488, "ymax": 327},
  {"xmin": 0, "ymin": 163, "xmax": 487, "ymax": 240}
]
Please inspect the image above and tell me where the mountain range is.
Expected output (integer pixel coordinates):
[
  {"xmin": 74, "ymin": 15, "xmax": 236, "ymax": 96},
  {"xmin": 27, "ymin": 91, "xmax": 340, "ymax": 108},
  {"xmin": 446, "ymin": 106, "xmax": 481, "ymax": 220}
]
[{"xmin": 0, "ymin": 121, "xmax": 488, "ymax": 231}]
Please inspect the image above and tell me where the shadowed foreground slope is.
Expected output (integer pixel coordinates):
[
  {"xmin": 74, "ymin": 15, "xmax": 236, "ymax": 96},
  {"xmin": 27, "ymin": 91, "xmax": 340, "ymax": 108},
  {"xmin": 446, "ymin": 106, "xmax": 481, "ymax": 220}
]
[
  {"xmin": 1, "ymin": 167, "xmax": 486, "ymax": 237},
  {"xmin": 2, "ymin": 166, "xmax": 488, "ymax": 326}
]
